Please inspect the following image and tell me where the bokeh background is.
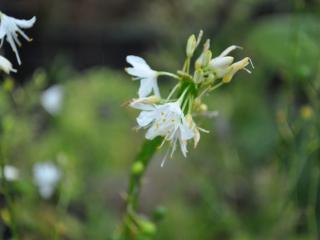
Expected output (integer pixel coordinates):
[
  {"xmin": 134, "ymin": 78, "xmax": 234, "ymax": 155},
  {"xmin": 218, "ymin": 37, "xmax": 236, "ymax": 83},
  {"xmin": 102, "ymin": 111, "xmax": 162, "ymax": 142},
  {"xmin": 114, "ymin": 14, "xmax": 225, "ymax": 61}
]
[{"xmin": 1, "ymin": 0, "xmax": 320, "ymax": 239}]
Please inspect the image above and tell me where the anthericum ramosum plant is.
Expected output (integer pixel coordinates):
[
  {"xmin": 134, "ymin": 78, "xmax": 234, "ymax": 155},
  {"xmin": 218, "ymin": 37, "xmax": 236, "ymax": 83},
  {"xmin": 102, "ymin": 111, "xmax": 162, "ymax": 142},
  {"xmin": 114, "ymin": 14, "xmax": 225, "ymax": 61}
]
[{"xmin": 113, "ymin": 31, "xmax": 254, "ymax": 239}]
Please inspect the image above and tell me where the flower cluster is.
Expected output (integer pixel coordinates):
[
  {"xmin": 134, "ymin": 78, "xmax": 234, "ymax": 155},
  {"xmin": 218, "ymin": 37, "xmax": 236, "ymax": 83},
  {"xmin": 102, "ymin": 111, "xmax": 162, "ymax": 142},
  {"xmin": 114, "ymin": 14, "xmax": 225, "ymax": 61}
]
[
  {"xmin": 0, "ymin": 11, "xmax": 36, "ymax": 73},
  {"xmin": 126, "ymin": 31, "xmax": 253, "ymax": 162}
]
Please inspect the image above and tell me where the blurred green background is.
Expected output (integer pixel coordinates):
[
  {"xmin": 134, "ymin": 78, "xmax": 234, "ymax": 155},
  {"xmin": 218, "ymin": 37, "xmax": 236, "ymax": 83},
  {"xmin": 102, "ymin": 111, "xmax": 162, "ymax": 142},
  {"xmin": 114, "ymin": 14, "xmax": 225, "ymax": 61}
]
[{"xmin": 1, "ymin": 0, "xmax": 320, "ymax": 239}]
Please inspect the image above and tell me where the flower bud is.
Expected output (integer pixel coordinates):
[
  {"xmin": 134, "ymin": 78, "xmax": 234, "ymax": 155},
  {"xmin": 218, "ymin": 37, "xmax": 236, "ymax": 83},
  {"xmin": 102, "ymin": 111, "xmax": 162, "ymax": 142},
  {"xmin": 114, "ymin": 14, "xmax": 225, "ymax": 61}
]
[
  {"xmin": 200, "ymin": 104, "xmax": 208, "ymax": 112},
  {"xmin": 0, "ymin": 55, "xmax": 17, "ymax": 74},
  {"xmin": 140, "ymin": 220, "xmax": 156, "ymax": 235},
  {"xmin": 186, "ymin": 34, "xmax": 197, "ymax": 57},
  {"xmin": 193, "ymin": 69, "xmax": 204, "ymax": 84},
  {"xmin": 195, "ymin": 40, "xmax": 212, "ymax": 69},
  {"xmin": 153, "ymin": 206, "xmax": 167, "ymax": 221},
  {"xmin": 131, "ymin": 162, "xmax": 144, "ymax": 175}
]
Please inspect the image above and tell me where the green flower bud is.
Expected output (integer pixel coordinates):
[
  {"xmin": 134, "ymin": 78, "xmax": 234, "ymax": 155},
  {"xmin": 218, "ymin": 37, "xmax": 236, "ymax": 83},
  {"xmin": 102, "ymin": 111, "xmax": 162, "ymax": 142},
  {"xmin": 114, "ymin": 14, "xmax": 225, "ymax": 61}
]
[
  {"xmin": 140, "ymin": 221, "xmax": 156, "ymax": 235},
  {"xmin": 193, "ymin": 69, "xmax": 204, "ymax": 84},
  {"xmin": 195, "ymin": 50, "xmax": 212, "ymax": 69},
  {"xmin": 153, "ymin": 206, "xmax": 167, "ymax": 221},
  {"xmin": 195, "ymin": 40, "xmax": 212, "ymax": 69},
  {"xmin": 186, "ymin": 34, "xmax": 197, "ymax": 57},
  {"xmin": 131, "ymin": 162, "xmax": 144, "ymax": 175}
]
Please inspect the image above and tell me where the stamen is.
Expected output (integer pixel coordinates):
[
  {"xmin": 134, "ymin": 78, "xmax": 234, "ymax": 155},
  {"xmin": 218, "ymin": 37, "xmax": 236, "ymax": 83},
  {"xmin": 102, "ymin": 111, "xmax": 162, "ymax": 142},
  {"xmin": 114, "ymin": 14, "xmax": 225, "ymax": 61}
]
[
  {"xmin": 161, "ymin": 149, "xmax": 170, "ymax": 167},
  {"xmin": 248, "ymin": 58, "xmax": 254, "ymax": 69},
  {"xmin": 244, "ymin": 68, "xmax": 252, "ymax": 74}
]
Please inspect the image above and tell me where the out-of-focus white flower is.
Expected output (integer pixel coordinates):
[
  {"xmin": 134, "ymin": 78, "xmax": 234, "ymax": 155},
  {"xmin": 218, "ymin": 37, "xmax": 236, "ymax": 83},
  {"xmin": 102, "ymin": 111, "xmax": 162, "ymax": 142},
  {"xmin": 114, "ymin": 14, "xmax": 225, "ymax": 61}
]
[
  {"xmin": 0, "ymin": 165, "xmax": 19, "ymax": 181},
  {"xmin": 0, "ymin": 12, "xmax": 36, "ymax": 65},
  {"xmin": 41, "ymin": 85, "xmax": 64, "ymax": 115},
  {"xmin": 131, "ymin": 100, "xmax": 194, "ymax": 159},
  {"xmin": 0, "ymin": 55, "xmax": 16, "ymax": 74},
  {"xmin": 209, "ymin": 45, "xmax": 253, "ymax": 82},
  {"xmin": 33, "ymin": 162, "xmax": 61, "ymax": 199},
  {"xmin": 125, "ymin": 55, "xmax": 160, "ymax": 98}
]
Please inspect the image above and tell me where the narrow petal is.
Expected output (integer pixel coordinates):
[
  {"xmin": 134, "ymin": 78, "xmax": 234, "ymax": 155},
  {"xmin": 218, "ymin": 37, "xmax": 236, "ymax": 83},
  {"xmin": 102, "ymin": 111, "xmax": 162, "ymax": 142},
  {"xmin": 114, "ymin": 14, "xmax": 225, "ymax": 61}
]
[
  {"xmin": 152, "ymin": 78, "xmax": 161, "ymax": 97},
  {"xmin": 137, "ymin": 111, "xmax": 156, "ymax": 127},
  {"xmin": 6, "ymin": 34, "xmax": 21, "ymax": 65},
  {"xmin": 14, "ymin": 16, "xmax": 36, "ymax": 28},
  {"xmin": 179, "ymin": 122, "xmax": 194, "ymax": 140},
  {"xmin": 219, "ymin": 45, "xmax": 242, "ymax": 57},
  {"xmin": 125, "ymin": 67, "xmax": 147, "ymax": 78},
  {"xmin": 145, "ymin": 125, "xmax": 160, "ymax": 140},
  {"xmin": 138, "ymin": 78, "xmax": 154, "ymax": 98},
  {"xmin": 179, "ymin": 139, "xmax": 188, "ymax": 157},
  {"xmin": 126, "ymin": 55, "xmax": 148, "ymax": 67},
  {"xmin": 0, "ymin": 27, "xmax": 5, "ymax": 39},
  {"xmin": 0, "ymin": 55, "xmax": 17, "ymax": 74},
  {"xmin": 210, "ymin": 56, "xmax": 234, "ymax": 69}
]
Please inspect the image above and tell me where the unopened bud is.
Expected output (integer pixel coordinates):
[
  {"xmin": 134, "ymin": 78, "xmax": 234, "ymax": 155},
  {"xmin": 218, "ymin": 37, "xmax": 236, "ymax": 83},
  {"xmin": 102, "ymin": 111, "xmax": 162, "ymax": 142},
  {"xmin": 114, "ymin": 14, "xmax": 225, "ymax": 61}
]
[
  {"xmin": 153, "ymin": 206, "xmax": 167, "ymax": 221},
  {"xmin": 186, "ymin": 34, "xmax": 197, "ymax": 57},
  {"xmin": 131, "ymin": 162, "xmax": 144, "ymax": 175},
  {"xmin": 200, "ymin": 104, "xmax": 208, "ymax": 112},
  {"xmin": 195, "ymin": 50, "xmax": 212, "ymax": 69},
  {"xmin": 193, "ymin": 69, "xmax": 204, "ymax": 84},
  {"xmin": 140, "ymin": 220, "xmax": 156, "ymax": 235}
]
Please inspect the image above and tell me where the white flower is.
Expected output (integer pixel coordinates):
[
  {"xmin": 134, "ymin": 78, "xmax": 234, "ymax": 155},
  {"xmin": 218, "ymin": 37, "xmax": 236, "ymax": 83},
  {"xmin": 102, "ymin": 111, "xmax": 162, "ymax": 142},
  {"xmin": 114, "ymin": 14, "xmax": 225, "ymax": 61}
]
[
  {"xmin": 131, "ymin": 100, "xmax": 195, "ymax": 158},
  {"xmin": 0, "ymin": 55, "xmax": 16, "ymax": 74},
  {"xmin": 41, "ymin": 85, "xmax": 64, "ymax": 115},
  {"xmin": 125, "ymin": 55, "xmax": 160, "ymax": 98},
  {"xmin": 33, "ymin": 162, "xmax": 61, "ymax": 199},
  {"xmin": 0, "ymin": 165, "xmax": 19, "ymax": 181},
  {"xmin": 209, "ymin": 45, "xmax": 253, "ymax": 82},
  {"xmin": 0, "ymin": 12, "xmax": 36, "ymax": 65}
]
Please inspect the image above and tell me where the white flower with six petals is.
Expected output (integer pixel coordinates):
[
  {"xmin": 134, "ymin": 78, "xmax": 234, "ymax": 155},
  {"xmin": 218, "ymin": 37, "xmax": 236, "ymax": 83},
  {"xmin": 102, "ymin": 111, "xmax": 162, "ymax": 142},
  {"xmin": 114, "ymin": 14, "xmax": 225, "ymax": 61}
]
[
  {"xmin": 0, "ymin": 12, "xmax": 36, "ymax": 65},
  {"xmin": 130, "ymin": 98, "xmax": 195, "ymax": 159}
]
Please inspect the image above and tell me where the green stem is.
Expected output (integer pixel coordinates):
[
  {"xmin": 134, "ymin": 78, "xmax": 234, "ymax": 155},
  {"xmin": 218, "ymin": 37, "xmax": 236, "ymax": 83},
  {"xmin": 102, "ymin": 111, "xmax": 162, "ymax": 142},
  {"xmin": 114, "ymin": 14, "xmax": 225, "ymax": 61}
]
[
  {"xmin": 157, "ymin": 72, "xmax": 180, "ymax": 80},
  {"xmin": 0, "ymin": 143, "xmax": 18, "ymax": 240},
  {"xmin": 117, "ymin": 137, "xmax": 162, "ymax": 238}
]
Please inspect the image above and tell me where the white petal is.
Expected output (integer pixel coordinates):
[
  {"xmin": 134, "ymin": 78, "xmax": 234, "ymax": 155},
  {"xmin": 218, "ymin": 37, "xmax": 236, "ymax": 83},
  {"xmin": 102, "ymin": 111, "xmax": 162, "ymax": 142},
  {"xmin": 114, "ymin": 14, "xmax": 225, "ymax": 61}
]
[
  {"xmin": 126, "ymin": 67, "xmax": 149, "ymax": 78},
  {"xmin": 6, "ymin": 34, "xmax": 21, "ymax": 65},
  {"xmin": 0, "ymin": 55, "xmax": 17, "ymax": 74},
  {"xmin": 0, "ymin": 26, "xmax": 5, "ymax": 39},
  {"xmin": 126, "ymin": 55, "xmax": 148, "ymax": 67},
  {"xmin": 137, "ymin": 111, "xmax": 156, "ymax": 127},
  {"xmin": 152, "ymin": 78, "xmax": 161, "ymax": 97},
  {"xmin": 138, "ymin": 78, "xmax": 154, "ymax": 97},
  {"xmin": 14, "ymin": 16, "xmax": 36, "ymax": 28},
  {"xmin": 179, "ymin": 122, "xmax": 194, "ymax": 140},
  {"xmin": 130, "ymin": 102, "xmax": 155, "ymax": 111},
  {"xmin": 219, "ymin": 45, "xmax": 242, "ymax": 57},
  {"xmin": 179, "ymin": 139, "xmax": 188, "ymax": 157},
  {"xmin": 210, "ymin": 56, "xmax": 234, "ymax": 69},
  {"xmin": 145, "ymin": 125, "xmax": 160, "ymax": 139}
]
